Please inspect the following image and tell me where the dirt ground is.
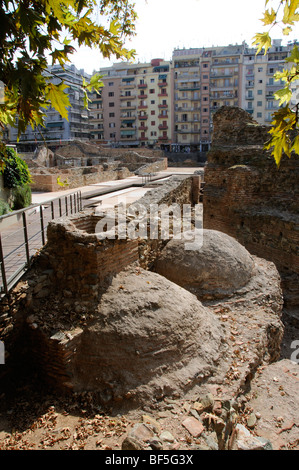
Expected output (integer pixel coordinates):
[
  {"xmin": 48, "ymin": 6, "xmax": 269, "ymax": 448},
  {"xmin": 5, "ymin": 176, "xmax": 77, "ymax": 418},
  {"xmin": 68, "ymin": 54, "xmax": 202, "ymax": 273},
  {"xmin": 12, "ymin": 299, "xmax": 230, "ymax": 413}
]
[{"xmin": 0, "ymin": 321, "xmax": 298, "ymax": 452}]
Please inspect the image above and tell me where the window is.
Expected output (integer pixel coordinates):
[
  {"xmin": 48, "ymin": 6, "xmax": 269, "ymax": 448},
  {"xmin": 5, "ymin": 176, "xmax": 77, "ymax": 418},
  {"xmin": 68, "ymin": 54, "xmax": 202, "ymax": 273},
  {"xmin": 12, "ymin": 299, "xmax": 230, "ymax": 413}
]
[
  {"xmin": 108, "ymin": 92, "xmax": 114, "ymax": 97},
  {"xmin": 257, "ymin": 101, "xmax": 262, "ymax": 106},
  {"xmin": 150, "ymin": 78, "xmax": 155, "ymax": 83},
  {"xmin": 109, "ymin": 113, "xmax": 115, "ymax": 117},
  {"xmin": 150, "ymin": 89, "xmax": 155, "ymax": 94},
  {"xmin": 110, "ymin": 133, "xmax": 116, "ymax": 138},
  {"xmin": 151, "ymin": 121, "xmax": 155, "ymax": 126},
  {"xmin": 109, "ymin": 102, "xmax": 114, "ymax": 107},
  {"xmin": 109, "ymin": 122, "xmax": 115, "ymax": 128},
  {"xmin": 258, "ymin": 79, "xmax": 263, "ymax": 83},
  {"xmin": 258, "ymin": 90, "xmax": 263, "ymax": 95},
  {"xmin": 258, "ymin": 67, "xmax": 263, "ymax": 72},
  {"xmin": 151, "ymin": 110, "xmax": 155, "ymax": 115},
  {"xmin": 151, "ymin": 100, "xmax": 155, "ymax": 105},
  {"xmin": 257, "ymin": 112, "xmax": 262, "ymax": 118},
  {"xmin": 108, "ymin": 82, "xmax": 114, "ymax": 86}
]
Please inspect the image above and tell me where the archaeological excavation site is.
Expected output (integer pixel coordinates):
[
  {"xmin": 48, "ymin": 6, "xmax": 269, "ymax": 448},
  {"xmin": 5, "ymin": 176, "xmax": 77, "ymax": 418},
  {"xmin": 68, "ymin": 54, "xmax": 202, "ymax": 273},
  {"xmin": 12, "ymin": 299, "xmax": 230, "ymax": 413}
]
[{"xmin": 0, "ymin": 107, "xmax": 298, "ymax": 451}]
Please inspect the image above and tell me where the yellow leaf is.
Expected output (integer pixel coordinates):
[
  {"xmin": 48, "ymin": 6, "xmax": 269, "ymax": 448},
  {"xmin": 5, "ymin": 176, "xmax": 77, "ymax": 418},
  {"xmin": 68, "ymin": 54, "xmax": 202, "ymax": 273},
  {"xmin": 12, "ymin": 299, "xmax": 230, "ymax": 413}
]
[
  {"xmin": 261, "ymin": 8, "xmax": 276, "ymax": 25},
  {"xmin": 292, "ymin": 136, "xmax": 299, "ymax": 155},
  {"xmin": 252, "ymin": 32, "xmax": 272, "ymax": 55},
  {"xmin": 45, "ymin": 83, "xmax": 70, "ymax": 121}
]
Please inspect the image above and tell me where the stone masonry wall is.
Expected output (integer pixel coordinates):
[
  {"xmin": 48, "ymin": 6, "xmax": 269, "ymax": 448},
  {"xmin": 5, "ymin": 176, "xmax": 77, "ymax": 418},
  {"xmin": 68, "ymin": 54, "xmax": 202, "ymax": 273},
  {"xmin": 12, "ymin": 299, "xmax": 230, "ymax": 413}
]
[
  {"xmin": 203, "ymin": 106, "xmax": 299, "ymax": 307},
  {"xmin": 30, "ymin": 165, "xmax": 132, "ymax": 192}
]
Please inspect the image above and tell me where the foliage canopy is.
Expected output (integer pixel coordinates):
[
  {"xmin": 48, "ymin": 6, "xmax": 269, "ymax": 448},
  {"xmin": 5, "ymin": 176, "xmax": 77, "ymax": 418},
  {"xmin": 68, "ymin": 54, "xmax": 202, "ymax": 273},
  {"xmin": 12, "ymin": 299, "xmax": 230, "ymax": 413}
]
[
  {"xmin": 0, "ymin": 0, "xmax": 137, "ymax": 157},
  {"xmin": 253, "ymin": 0, "xmax": 299, "ymax": 166}
]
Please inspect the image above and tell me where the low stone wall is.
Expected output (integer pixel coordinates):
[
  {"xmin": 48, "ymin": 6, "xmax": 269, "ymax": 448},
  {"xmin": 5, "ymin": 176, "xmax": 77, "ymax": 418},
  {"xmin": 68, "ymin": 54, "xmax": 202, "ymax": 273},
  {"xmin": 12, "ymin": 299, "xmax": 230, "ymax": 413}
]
[
  {"xmin": 30, "ymin": 165, "xmax": 132, "ymax": 192},
  {"xmin": 203, "ymin": 106, "xmax": 299, "ymax": 307}
]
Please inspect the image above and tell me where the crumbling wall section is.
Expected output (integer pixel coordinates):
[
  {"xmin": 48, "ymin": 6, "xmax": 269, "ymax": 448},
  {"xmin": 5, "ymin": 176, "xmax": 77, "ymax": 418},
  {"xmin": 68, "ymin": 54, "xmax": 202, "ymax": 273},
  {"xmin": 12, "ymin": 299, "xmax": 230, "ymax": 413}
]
[{"xmin": 203, "ymin": 106, "xmax": 299, "ymax": 307}]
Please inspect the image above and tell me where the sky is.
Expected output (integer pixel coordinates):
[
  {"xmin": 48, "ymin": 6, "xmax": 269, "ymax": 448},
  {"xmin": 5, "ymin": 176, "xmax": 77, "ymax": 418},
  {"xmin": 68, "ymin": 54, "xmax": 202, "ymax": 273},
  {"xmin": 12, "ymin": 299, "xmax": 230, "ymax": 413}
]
[{"xmin": 71, "ymin": 0, "xmax": 299, "ymax": 75}]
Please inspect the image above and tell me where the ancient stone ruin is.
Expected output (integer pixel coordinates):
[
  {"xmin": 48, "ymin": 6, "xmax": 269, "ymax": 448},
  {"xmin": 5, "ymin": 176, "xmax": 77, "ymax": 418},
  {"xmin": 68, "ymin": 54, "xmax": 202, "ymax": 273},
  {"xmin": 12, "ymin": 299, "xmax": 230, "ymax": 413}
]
[
  {"xmin": 1, "ymin": 174, "xmax": 285, "ymax": 411},
  {"xmin": 203, "ymin": 107, "xmax": 299, "ymax": 312},
  {"xmin": 0, "ymin": 108, "xmax": 298, "ymax": 450}
]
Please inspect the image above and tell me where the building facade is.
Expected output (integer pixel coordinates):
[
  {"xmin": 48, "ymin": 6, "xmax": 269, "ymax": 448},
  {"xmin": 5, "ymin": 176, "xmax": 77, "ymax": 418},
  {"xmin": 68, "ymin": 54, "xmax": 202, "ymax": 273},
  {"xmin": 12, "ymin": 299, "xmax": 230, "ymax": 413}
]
[
  {"xmin": 9, "ymin": 64, "xmax": 92, "ymax": 152},
  {"xmin": 7, "ymin": 40, "xmax": 297, "ymax": 153},
  {"xmin": 90, "ymin": 59, "xmax": 172, "ymax": 148}
]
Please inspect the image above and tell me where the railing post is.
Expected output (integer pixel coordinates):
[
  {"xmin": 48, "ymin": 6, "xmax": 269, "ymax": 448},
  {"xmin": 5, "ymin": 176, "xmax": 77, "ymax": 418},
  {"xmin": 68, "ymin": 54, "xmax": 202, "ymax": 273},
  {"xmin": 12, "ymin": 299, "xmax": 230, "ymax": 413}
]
[
  {"xmin": 40, "ymin": 205, "xmax": 45, "ymax": 245},
  {"xmin": 70, "ymin": 194, "xmax": 73, "ymax": 214},
  {"xmin": 59, "ymin": 198, "xmax": 62, "ymax": 217},
  {"xmin": 51, "ymin": 200, "xmax": 54, "ymax": 219},
  {"xmin": 65, "ymin": 196, "xmax": 68, "ymax": 216},
  {"xmin": 79, "ymin": 191, "xmax": 82, "ymax": 211},
  {"xmin": 22, "ymin": 211, "xmax": 30, "ymax": 266},
  {"xmin": 0, "ymin": 233, "xmax": 8, "ymax": 295}
]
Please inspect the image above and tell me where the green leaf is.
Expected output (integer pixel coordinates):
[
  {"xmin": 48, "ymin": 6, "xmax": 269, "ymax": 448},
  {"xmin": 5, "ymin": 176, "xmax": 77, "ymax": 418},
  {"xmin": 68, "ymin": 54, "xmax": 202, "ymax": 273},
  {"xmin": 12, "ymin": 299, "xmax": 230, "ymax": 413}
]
[
  {"xmin": 274, "ymin": 87, "xmax": 293, "ymax": 105},
  {"xmin": 285, "ymin": 45, "xmax": 299, "ymax": 63}
]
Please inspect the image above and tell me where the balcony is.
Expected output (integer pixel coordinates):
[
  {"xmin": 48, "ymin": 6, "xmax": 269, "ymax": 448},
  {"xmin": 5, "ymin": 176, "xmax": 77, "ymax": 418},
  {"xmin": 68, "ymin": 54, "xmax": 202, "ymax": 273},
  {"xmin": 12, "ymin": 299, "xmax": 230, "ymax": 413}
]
[
  {"xmin": 158, "ymin": 82, "xmax": 168, "ymax": 87},
  {"xmin": 212, "ymin": 60, "xmax": 237, "ymax": 66},
  {"xmin": 120, "ymin": 94, "xmax": 136, "ymax": 100},
  {"xmin": 158, "ymin": 104, "xmax": 168, "ymax": 109},
  {"xmin": 158, "ymin": 93, "xmax": 168, "ymax": 97},
  {"xmin": 158, "ymin": 124, "xmax": 168, "ymax": 130},
  {"xmin": 138, "ymin": 126, "xmax": 148, "ymax": 131},
  {"xmin": 210, "ymin": 73, "xmax": 233, "ymax": 79},
  {"xmin": 138, "ymin": 114, "xmax": 148, "ymax": 120},
  {"xmin": 138, "ymin": 105, "xmax": 148, "ymax": 110},
  {"xmin": 138, "ymin": 83, "xmax": 147, "ymax": 89},
  {"xmin": 138, "ymin": 94, "xmax": 148, "ymax": 99},
  {"xmin": 178, "ymin": 86, "xmax": 200, "ymax": 91},
  {"xmin": 120, "ymin": 104, "xmax": 136, "ymax": 110},
  {"xmin": 158, "ymin": 113, "xmax": 168, "ymax": 118},
  {"xmin": 158, "ymin": 135, "xmax": 169, "ymax": 141}
]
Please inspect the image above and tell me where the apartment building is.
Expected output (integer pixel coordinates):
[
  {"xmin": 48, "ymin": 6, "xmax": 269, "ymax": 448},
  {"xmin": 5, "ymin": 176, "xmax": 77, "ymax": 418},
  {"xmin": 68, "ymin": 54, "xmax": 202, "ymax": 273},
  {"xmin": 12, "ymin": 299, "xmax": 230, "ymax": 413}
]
[
  {"xmin": 172, "ymin": 44, "xmax": 244, "ymax": 152},
  {"xmin": 90, "ymin": 59, "xmax": 172, "ymax": 148},
  {"xmin": 10, "ymin": 64, "xmax": 92, "ymax": 152},
  {"xmin": 241, "ymin": 39, "xmax": 291, "ymax": 125},
  {"xmin": 8, "ymin": 40, "xmax": 297, "ymax": 153},
  {"xmin": 172, "ymin": 40, "xmax": 296, "ymax": 151}
]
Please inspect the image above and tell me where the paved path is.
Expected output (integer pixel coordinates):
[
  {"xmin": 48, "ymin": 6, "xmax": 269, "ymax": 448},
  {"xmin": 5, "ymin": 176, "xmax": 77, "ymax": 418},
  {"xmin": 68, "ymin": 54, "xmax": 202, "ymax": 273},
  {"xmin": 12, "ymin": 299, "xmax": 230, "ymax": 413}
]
[{"xmin": 0, "ymin": 167, "xmax": 201, "ymax": 294}]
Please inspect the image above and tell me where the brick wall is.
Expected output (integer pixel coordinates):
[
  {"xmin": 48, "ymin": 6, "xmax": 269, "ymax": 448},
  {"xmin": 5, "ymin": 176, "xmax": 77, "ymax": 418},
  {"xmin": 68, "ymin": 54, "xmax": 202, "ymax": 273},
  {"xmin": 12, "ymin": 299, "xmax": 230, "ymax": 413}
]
[{"xmin": 203, "ymin": 106, "xmax": 299, "ymax": 306}]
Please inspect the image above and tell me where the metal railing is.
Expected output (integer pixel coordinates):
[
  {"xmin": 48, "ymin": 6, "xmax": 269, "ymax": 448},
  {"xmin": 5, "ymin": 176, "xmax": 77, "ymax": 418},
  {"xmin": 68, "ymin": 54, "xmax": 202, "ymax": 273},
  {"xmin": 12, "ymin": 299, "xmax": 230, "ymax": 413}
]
[{"xmin": 0, "ymin": 190, "xmax": 82, "ymax": 297}]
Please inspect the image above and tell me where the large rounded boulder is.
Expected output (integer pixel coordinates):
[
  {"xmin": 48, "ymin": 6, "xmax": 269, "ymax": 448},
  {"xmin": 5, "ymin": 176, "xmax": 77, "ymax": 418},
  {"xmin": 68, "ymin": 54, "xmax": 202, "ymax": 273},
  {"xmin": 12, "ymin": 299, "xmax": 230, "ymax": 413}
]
[
  {"xmin": 72, "ymin": 266, "xmax": 224, "ymax": 404},
  {"xmin": 155, "ymin": 229, "xmax": 255, "ymax": 300}
]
